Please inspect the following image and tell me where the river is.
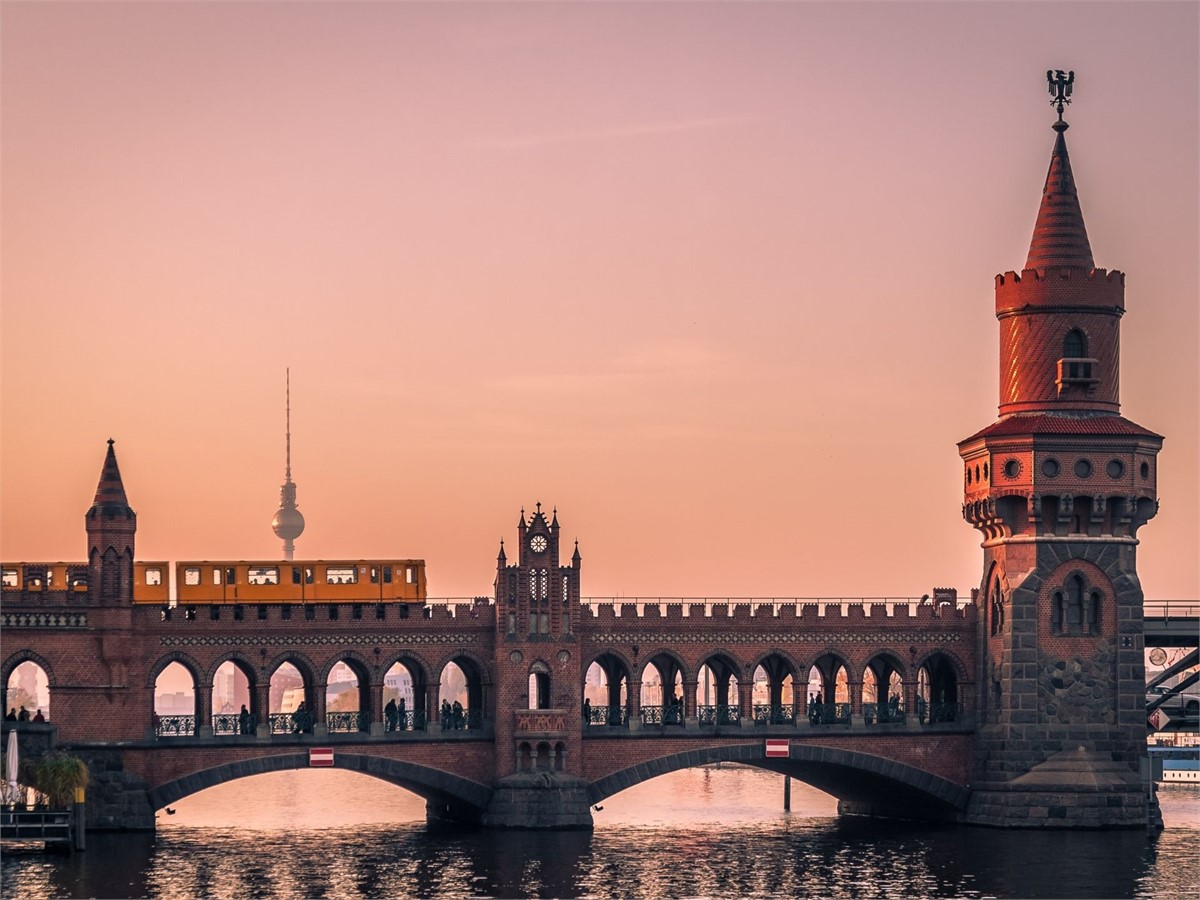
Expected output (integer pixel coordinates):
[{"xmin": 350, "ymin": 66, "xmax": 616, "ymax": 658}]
[{"xmin": 2, "ymin": 767, "xmax": 1197, "ymax": 898}]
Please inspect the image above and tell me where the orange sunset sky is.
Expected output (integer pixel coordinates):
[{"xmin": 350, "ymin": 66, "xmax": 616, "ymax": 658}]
[{"xmin": 1, "ymin": 3, "xmax": 1196, "ymax": 601}]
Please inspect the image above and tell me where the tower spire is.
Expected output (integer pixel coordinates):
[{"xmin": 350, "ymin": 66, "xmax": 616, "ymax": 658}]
[
  {"xmin": 271, "ymin": 368, "xmax": 305, "ymax": 560},
  {"xmin": 1026, "ymin": 72, "xmax": 1094, "ymax": 271}
]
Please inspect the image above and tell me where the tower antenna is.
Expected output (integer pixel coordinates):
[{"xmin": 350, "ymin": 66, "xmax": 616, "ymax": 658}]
[{"xmin": 272, "ymin": 368, "xmax": 305, "ymax": 560}]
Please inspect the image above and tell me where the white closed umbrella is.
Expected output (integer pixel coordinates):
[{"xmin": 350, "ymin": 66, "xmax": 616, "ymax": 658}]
[{"xmin": 6, "ymin": 727, "xmax": 18, "ymax": 804}]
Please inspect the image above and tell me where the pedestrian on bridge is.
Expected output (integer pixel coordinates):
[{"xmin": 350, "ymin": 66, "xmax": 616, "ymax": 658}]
[{"xmin": 384, "ymin": 699, "xmax": 398, "ymax": 732}]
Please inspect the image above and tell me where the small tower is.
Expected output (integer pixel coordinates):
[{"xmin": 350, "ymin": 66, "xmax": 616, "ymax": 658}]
[
  {"xmin": 486, "ymin": 503, "xmax": 589, "ymax": 828},
  {"xmin": 958, "ymin": 73, "xmax": 1163, "ymax": 828},
  {"xmin": 85, "ymin": 439, "xmax": 136, "ymax": 602},
  {"xmin": 271, "ymin": 369, "xmax": 305, "ymax": 561}
]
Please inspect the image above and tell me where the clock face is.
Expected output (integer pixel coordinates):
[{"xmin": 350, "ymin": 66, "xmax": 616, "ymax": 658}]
[{"xmin": 530, "ymin": 534, "xmax": 548, "ymax": 554}]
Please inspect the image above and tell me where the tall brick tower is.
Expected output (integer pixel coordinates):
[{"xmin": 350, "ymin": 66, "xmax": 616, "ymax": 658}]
[
  {"xmin": 958, "ymin": 75, "xmax": 1163, "ymax": 828},
  {"xmin": 484, "ymin": 503, "xmax": 590, "ymax": 828},
  {"xmin": 86, "ymin": 439, "xmax": 137, "ymax": 603}
]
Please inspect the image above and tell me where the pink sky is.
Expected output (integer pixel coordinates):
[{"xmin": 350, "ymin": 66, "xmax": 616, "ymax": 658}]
[{"xmin": 2, "ymin": 3, "xmax": 1196, "ymax": 601}]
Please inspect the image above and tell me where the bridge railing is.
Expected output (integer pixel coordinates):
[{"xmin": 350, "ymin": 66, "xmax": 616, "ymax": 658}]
[
  {"xmin": 862, "ymin": 702, "xmax": 906, "ymax": 725},
  {"xmin": 585, "ymin": 705, "xmax": 627, "ymax": 727},
  {"xmin": 806, "ymin": 703, "xmax": 851, "ymax": 725},
  {"xmin": 327, "ymin": 711, "xmax": 370, "ymax": 733},
  {"xmin": 384, "ymin": 710, "xmax": 427, "ymax": 732},
  {"xmin": 212, "ymin": 713, "xmax": 257, "ymax": 735},
  {"xmin": 697, "ymin": 704, "xmax": 740, "ymax": 726},
  {"xmin": 269, "ymin": 712, "xmax": 315, "ymax": 734},
  {"xmin": 753, "ymin": 704, "xmax": 796, "ymax": 725},
  {"xmin": 436, "ymin": 708, "xmax": 483, "ymax": 730},
  {"xmin": 638, "ymin": 704, "xmax": 685, "ymax": 726},
  {"xmin": 918, "ymin": 701, "xmax": 962, "ymax": 724},
  {"xmin": 154, "ymin": 715, "xmax": 196, "ymax": 737}
]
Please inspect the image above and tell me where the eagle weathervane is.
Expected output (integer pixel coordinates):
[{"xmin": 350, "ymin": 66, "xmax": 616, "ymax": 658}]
[{"xmin": 1047, "ymin": 69, "xmax": 1075, "ymax": 121}]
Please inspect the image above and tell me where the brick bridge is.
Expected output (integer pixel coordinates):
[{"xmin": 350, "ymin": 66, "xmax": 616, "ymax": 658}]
[{"xmin": 1, "ymin": 108, "xmax": 1168, "ymax": 831}]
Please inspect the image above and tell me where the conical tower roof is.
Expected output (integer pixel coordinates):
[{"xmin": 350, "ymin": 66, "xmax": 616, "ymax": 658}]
[
  {"xmin": 1025, "ymin": 121, "xmax": 1094, "ymax": 270},
  {"xmin": 91, "ymin": 439, "xmax": 131, "ymax": 511}
]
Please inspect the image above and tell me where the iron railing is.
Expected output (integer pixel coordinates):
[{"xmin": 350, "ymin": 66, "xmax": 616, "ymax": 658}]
[
  {"xmin": 269, "ymin": 712, "xmax": 314, "ymax": 734},
  {"xmin": 639, "ymin": 704, "xmax": 685, "ymax": 726},
  {"xmin": 862, "ymin": 702, "xmax": 906, "ymax": 725},
  {"xmin": 155, "ymin": 715, "xmax": 196, "ymax": 737},
  {"xmin": 437, "ymin": 708, "xmax": 483, "ymax": 730},
  {"xmin": 385, "ymin": 709, "xmax": 427, "ymax": 732},
  {"xmin": 918, "ymin": 701, "xmax": 962, "ymax": 724},
  {"xmin": 327, "ymin": 711, "xmax": 370, "ymax": 733},
  {"xmin": 212, "ymin": 713, "xmax": 257, "ymax": 735},
  {"xmin": 807, "ymin": 702, "xmax": 851, "ymax": 725},
  {"xmin": 585, "ymin": 705, "xmax": 627, "ymax": 727},
  {"xmin": 697, "ymin": 704, "xmax": 740, "ymax": 726},
  {"xmin": 753, "ymin": 704, "xmax": 796, "ymax": 726}
]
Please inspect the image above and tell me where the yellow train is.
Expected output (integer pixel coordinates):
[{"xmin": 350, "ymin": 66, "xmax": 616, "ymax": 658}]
[{"xmin": 3, "ymin": 560, "xmax": 425, "ymax": 605}]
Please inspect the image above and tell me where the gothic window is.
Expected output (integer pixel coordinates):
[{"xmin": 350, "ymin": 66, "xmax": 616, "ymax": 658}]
[
  {"xmin": 1051, "ymin": 574, "xmax": 1100, "ymax": 636},
  {"xmin": 1063, "ymin": 329, "xmax": 1086, "ymax": 358},
  {"xmin": 539, "ymin": 569, "xmax": 549, "ymax": 601},
  {"xmin": 1052, "ymin": 591, "xmax": 1063, "ymax": 633},
  {"xmin": 990, "ymin": 575, "xmax": 1004, "ymax": 636}
]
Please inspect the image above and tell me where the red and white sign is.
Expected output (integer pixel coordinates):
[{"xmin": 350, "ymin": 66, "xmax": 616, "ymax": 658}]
[
  {"xmin": 1148, "ymin": 710, "xmax": 1165, "ymax": 732},
  {"xmin": 765, "ymin": 739, "xmax": 790, "ymax": 758},
  {"xmin": 309, "ymin": 747, "xmax": 334, "ymax": 767}
]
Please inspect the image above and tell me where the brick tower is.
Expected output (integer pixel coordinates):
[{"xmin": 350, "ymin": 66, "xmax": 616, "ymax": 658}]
[
  {"xmin": 483, "ymin": 504, "xmax": 590, "ymax": 827},
  {"xmin": 958, "ymin": 79, "xmax": 1163, "ymax": 828},
  {"xmin": 86, "ymin": 439, "xmax": 137, "ymax": 603}
]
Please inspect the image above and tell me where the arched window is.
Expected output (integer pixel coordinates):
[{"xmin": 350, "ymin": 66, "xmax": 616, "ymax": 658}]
[
  {"xmin": 528, "ymin": 661, "xmax": 551, "ymax": 710},
  {"xmin": 1063, "ymin": 329, "xmax": 1086, "ymax": 358},
  {"xmin": 5, "ymin": 661, "xmax": 50, "ymax": 722},
  {"xmin": 990, "ymin": 575, "xmax": 1004, "ymax": 636},
  {"xmin": 154, "ymin": 662, "xmax": 197, "ymax": 737}
]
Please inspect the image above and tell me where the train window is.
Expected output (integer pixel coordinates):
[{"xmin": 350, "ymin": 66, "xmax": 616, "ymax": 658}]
[
  {"xmin": 282, "ymin": 604, "xmax": 292, "ymax": 620},
  {"xmin": 328, "ymin": 606, "xmax": 339, "ymax": 620},
  {"xmin": 185, "ymin": 568, "xmax": 201, "ymax": 586},
  {"xmin": 304, "ymin": 568, "xmax": 314, "ymax": 585},
  {"xmin": 226, "ymin": 567, "xmax": 237, "ymax": 585},
  {"xmin": 2, "ymin": 569, "xmax": 18, "ymax": 588},
  {"xmin": 146, "ymin": 568, "xmax": 163, "ymax": 586},
  {"xmin": 292, "ymin": 568, "xmax": 301, "ymax": 585},
  {"xmin": 383, "ymin": 566, "xmax": 393, "ymax": 584},
  {"xmin": 406, "ymin": 566, "xmax": 415, "ymax": 585},
  {"xmin": 370, "ymin": 568, "xmax": 379, "ymax": 584},
  {"xmin": 248, "ymin": 567, "xmax": 279, "ymax": 586},
  {"xmin": 213, "ymin": 569, "xmax": 222, "ymax": 585},
  {"xmin": 258, "ymin": 605, "xmax": 268, "ymax": 620},
  {"xmin": 326, "ymin": 567, "xmax": 357, "ymax": 584},
  {"xmin": 305, "ymin": 606, "xmax": 315, "ymax": 621},
  {"xmin": 210, "ymin": 606, "xmax": 220, "ymax": 621},
  {"xmin": 375, "ymin": 604, "xmax": 385, "ymax": 620},
  {"xmin": 352, "ymin": 604, "xmax": 362, "ymax": 620},
  {"xmin": 233, "ymin": 605, "xmax": 244, "ymax": 621}
]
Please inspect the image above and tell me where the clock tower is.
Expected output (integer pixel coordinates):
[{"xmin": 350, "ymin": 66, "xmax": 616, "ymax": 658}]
[
  {"xmin": 484, "ymin": 503, "xmax": 590, "ymax": 828},
  {"xmin": 958, "ymin": 75, "xmax": 1163, "ymax": 828}
]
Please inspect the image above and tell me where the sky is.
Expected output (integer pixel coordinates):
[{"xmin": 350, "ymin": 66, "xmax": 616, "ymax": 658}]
[{"xmin": 2, "ymin": 2, "xmax": 1196, "ymax": 602}]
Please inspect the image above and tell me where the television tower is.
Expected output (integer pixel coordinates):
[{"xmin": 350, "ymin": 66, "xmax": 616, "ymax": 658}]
[{"xmin": 271, "ymin": 369, "xmax": 305, "ymax": 560}]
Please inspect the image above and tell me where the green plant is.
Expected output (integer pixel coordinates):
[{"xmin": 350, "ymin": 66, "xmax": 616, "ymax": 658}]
[{"xmin": 30, "ymin": 753, "xmax": 89, "ymax": 808}]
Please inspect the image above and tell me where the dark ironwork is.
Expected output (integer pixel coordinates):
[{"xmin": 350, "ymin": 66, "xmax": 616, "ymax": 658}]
[
  {"xmin": 155, "ymin": 714, "xmax": 195, "ymax": 737},
  {"xmin": 807, "ymin": 702, "xmax": 850, "ymax": 725},
  {"xmin": 269, "ymin": 711, "xmax": 314, "ymax": 734},
  {"xmin": 586, "ymin": 704, "xmax": 627, "ymax": 726},
  {"xmin": 753, "ymin": 704, "xmax": 795, "ymax": 726},
  {"xmin": 862, "ymin": 702, "xmax": 906, "ymax": 725},
  {"xmin": 1047, "ymin": 69, "xmax": 1074, "ymax": 120},
  {"xmin": 326, "ymin": 711, "xmax": 369, "ymax": 733},
  {"xmin": 212, "ymin": 712, "xmax": 257, "ymax": 735},
  {"xmin": 387, "ymin": 709, "xmax": 426, "ymax": 732},
  {"xmin": 697, "ymin": 704, "xmax": 740, "ymax": 726},
  {"xmin": 920, "ymin": 701, "xmax": 961, "ymax": 724}
]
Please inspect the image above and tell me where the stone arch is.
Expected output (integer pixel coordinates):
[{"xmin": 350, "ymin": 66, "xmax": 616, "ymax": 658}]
[
  {"xmin": 584, "ymin": 648, "xmax": 636, "ymax": 676},
  {"xmin": 634, "ymin": 648, "xmax": 689, "ymax": 683},
  {"xmin": 146, "ymin": 752, "xmax": 493, "ymax": 818},
  {"xmin": 746, "ymin": 649, "xmax": 802, "ymax": 682},
  {"xmin": 430, "ymin": 649, "xmax": 494, "ymax": 688},
  {"xmin": 695, "ymin": 649, "xmax": 746, "ymax": 680},
  {"xmin": 2, "ymin": 649, "xmax": 56, "ymax": 688},
  {"xmin": 587, "ymin": 743, "xmax": 969, "ymax": 818},
  {"xmin": 383, "ymin": 652, "xmax": 430, "ymax": 685},
  {"xmin": 147, "ymin": 651, "xmax": 204, "ymax": 688},
  {"xmin": 318, "ymin": 650, "xmax": 376, "ymax": 686},
  {"xmin": 203, "ymin": 651, "xmax": 260, "ymax": 687},
  {"xmin": 264, "ymin": 651, "xmax": 318, "ymax": 686},
  {"xmin": 913, "ymin": 648, "xmax": 969, "ymax": 685}
]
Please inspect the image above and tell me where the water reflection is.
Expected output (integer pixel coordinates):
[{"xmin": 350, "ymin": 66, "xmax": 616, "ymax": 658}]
[{"xmin": 2, "ymin": 768, "xmax": 1197, "ymax": 899}]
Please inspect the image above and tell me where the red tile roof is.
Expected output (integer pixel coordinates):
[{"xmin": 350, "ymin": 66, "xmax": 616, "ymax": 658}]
[{"xmin": 960, "ymin": 414, "xmax": 1162, "ymax": 444}]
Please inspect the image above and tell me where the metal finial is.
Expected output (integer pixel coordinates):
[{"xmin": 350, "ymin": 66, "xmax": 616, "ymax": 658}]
[{"xmin": 1046, "ymin": 69, "xmax": 1074, "ymax": 122}]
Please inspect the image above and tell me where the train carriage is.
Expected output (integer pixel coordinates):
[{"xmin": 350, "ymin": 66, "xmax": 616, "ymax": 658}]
[{"xmin": 166, "ymin": 559, "xmax": 426, "ymax": 605}]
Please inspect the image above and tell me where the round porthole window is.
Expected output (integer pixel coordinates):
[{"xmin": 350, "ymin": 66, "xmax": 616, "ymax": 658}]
[
  {"xmin": 1003, "ymin": 459, "xmax": 1021, "ymax": 479},
  {"xmin": 1074, "ymin": 459, "xmax": 1092, "ymax": 478},
  {"xmin": 1042, "ymin": 458, "xmax": 1060, "ymax": 478},
  {"xmin": 1106, "ymin": 459, "xmax": 1124, "ymax": 479}
]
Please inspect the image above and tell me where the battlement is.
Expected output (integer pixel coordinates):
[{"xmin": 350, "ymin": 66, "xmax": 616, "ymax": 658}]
[
  {"xmin": 580, "ymin": 597, "xmax": 976, "ymax": 624},
  {"xmin": 995, "ymin": 267, "xmax": 1123, "ymax": 287}
]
